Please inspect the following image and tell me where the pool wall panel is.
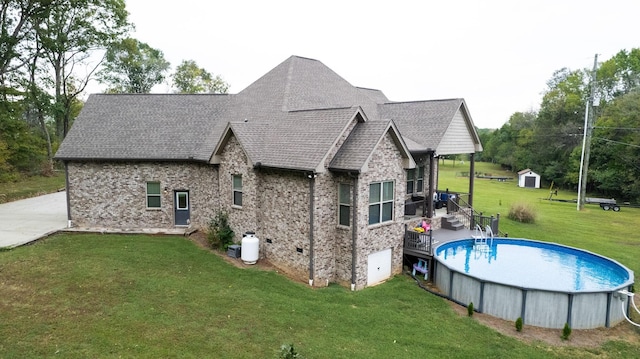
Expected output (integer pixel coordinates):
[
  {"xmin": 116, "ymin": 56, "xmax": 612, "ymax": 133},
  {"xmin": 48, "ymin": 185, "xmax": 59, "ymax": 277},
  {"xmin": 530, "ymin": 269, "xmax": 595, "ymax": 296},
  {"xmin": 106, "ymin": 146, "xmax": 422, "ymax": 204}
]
[
  {"xmin": 451, "ymin": 273, "xmax": 481, "ymax": 308},
  {"xmin": 482, "ymin": 283, "xmax": 522, "ymax": 321},
  {"xmin": 524, "ymin": 291, "xmax": 568, "ymax": 328},
  {"xmin": 572, "ymin": 293, "xmax": 607, "ymax": 329},
  {"xmin": 435, "ymin": 263, "xmax": 451, "ymax": 296},
  {"xmin": 608, "ymin": 293, "xmax": 628, "ymax": 327}
]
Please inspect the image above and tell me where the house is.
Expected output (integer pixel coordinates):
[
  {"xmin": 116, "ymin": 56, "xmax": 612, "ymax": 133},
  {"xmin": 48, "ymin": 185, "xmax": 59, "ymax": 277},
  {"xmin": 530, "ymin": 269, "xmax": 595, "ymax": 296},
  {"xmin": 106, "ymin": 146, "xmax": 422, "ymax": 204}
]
[
  {"xmin": 55, "ymin": 56, "xmax": 482, "ymax": 290},
  {"xmin": 517, "ymin": 169, "xmax": 541, "ymax": 188}
]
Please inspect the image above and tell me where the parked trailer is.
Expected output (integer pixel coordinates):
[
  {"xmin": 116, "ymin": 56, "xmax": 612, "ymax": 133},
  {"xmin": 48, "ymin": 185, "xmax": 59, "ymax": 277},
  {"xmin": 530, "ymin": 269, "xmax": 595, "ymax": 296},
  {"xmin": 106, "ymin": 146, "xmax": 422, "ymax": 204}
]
[{"xmin": 586, "ymin": 197, "xmax": 620, "ymax": 211}]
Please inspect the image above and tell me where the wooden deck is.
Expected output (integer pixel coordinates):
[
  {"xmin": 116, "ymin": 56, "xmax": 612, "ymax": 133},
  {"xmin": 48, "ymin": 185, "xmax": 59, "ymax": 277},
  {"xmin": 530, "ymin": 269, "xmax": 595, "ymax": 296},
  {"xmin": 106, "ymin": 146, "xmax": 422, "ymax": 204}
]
[{"xmin": 403, "ymin": 227, "xmax": 474, "ymax": 258}]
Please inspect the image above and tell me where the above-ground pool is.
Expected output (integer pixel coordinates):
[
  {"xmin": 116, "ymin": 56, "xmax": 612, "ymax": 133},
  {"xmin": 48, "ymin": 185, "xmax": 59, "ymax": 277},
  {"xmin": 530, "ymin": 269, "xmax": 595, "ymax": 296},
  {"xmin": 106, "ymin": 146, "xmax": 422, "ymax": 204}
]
[{"xmin": 433, "ymin": 238, "xmax": 634, "ymax": 329}]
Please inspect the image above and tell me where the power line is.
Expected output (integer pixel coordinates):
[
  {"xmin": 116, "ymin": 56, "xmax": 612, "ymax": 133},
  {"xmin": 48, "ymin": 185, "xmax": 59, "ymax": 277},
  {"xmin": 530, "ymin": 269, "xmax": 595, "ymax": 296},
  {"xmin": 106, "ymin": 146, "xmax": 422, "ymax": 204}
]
[{"xmin": 593, "ymin": 137, "xmax": 640, "ymax": 149}]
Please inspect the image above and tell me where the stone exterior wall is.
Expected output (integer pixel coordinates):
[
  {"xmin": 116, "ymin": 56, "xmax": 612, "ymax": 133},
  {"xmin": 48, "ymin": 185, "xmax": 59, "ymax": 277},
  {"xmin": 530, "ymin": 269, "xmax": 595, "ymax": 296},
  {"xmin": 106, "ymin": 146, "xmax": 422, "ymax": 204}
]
[
  {"xmin": 353, "ymin": 132, "xmax": 407, "ymax": 290},
  {"xmin": 67, "ymin": 161, "xmax": 218, "ymax": 229},
  {"xmin": 217, "ymin": 135, "xmax": 259, "ymax": 242},
  {"xmin": 257, "ymin": 169, "xmax": 311, "ymax": 283}
]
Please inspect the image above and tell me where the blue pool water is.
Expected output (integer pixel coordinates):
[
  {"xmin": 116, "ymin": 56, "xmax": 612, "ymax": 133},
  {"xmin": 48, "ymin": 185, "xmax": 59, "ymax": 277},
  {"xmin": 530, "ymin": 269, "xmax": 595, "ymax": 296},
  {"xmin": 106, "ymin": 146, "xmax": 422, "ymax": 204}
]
[{"xmin": 435, "ymin": 239, "xmax": 631, "ymax": 292}]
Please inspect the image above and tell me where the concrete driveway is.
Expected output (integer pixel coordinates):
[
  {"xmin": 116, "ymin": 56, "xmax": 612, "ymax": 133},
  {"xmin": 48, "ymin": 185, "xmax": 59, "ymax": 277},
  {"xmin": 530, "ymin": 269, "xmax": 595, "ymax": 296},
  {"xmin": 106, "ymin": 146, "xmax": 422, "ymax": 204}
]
[{"xmin": 0, "ymin": 191, "xmax": 68, "ymax": 248}]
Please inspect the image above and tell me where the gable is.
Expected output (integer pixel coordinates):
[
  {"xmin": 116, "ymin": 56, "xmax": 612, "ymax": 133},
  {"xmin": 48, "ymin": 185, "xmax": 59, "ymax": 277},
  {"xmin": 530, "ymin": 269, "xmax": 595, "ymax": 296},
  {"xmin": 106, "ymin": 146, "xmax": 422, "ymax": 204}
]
[
  {"xmin": 436, "ymin": 107, "xmax": 477, "ymax": 155},
  {"xmin": 329, "ymin": 119, "xmax": 415, "ymax": 173}
]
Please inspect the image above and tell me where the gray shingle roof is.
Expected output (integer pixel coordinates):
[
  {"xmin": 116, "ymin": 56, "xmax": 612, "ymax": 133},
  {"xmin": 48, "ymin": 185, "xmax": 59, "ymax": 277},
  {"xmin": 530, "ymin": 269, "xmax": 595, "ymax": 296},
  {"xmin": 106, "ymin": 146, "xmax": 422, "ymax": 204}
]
[
  {"xmin": 55, "ymin": 94, "xmax": 230, "ymax": 161},
  {"xmin": 55, "ymin": 55, "xmax": 480, "ymax": 170},
  {"xmin": 378, "ymin": 99, "xmax": 465, "ymax": 151},
  {"xmin": 329, "ymin": 120, "xmax": 407, "ymax": 172},
  {"xmin": 221, "ymin": 107, "xmax": 362, "ymax": 172}
]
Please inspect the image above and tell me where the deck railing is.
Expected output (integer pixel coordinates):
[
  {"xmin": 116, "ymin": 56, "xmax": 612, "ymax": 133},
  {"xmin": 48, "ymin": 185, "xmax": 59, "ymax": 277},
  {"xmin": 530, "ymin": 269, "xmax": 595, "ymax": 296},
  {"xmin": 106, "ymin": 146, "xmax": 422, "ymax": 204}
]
[
  {"xmin": 403, "ymin": 224, "xmax": 434, "ymax": 256},
  {"xmin": 447, "ymin": 194, "xmax": 506, "ymax": 237}
]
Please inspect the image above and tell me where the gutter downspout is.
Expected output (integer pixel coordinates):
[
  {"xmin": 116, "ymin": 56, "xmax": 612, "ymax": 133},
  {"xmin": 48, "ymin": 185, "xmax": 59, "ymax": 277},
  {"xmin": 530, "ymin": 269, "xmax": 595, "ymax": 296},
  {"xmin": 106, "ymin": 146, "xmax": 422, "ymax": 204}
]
[
  {"xmin": 308, "ymin": 172, "xmax": 316, "ymax": 287},
  {"xmin": 350, "ymin": 173, "xmax": 358, "ymax": 291},
  {"xmin": 64, "ymin": 161, "xmax": 72, "ymax": 228}
]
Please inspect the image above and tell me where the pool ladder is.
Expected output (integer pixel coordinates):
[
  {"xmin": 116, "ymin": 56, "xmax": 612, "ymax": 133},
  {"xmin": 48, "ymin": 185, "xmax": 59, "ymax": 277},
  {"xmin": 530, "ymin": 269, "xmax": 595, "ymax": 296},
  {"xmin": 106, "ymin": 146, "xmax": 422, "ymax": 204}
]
[{"xmin": 472, "ymin": 224, "xmax": 494, "ymax": 248}]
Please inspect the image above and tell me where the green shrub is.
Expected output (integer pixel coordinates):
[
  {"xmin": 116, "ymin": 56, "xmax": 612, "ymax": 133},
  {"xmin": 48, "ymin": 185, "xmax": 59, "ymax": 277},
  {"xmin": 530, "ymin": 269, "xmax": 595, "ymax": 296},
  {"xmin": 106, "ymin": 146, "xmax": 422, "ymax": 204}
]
[
  {"xmin": 507, "ymin": 202, "xmax": 537, "ymax": 223},
  {"xmin": 561, "ymin": 322, "xmax": 572, "ymax": 340},
  {"xmin": 515, "ymin": 317, "xmax": 523, "ymax": 332},
  {"xmin": 207, "ymin": 211, "xmax": 234, "ymax": 250},
  {"xmin": 467, "ymin": 302, "xmax": 474, "ymax": 317},
  {"xmin": 279, "ymin": 343, "xmax": 303, "ymax": 359}
]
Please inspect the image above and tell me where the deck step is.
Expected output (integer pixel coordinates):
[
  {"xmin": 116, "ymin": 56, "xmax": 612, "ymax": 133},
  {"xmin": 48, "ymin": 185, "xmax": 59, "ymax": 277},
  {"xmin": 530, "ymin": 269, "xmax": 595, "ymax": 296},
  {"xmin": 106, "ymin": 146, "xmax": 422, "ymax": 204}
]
[{"xmin": 441, "ymin": 215, "xmax": 465, "ymax": 231}]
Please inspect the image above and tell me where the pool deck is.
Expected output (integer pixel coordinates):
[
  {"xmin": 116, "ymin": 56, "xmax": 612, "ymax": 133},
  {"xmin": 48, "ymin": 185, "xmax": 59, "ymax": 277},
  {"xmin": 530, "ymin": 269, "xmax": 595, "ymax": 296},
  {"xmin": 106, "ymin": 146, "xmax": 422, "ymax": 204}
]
[{"xmin": 431, "ymin": 228, "xmax": 474, "ymax": 247}]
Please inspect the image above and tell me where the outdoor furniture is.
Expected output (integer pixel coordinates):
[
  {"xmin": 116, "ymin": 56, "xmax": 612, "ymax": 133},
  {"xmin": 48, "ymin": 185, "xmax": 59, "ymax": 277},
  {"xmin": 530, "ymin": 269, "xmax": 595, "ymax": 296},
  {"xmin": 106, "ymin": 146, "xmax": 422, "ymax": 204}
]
[{"xmin": 412, "ymin": 258, "xmax": 429, "ymax": 280}]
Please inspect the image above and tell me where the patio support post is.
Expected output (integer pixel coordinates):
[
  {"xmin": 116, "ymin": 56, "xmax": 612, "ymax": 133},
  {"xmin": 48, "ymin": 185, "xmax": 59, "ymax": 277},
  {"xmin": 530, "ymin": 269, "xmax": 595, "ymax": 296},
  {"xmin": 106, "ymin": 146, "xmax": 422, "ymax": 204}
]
[
  {"xmin": 468, "ymin": 153, "xmax": 475, "ymax": 207},
  {"xmin": 427, "ymin": 153, "xmax": 435, "ymax": 218}
]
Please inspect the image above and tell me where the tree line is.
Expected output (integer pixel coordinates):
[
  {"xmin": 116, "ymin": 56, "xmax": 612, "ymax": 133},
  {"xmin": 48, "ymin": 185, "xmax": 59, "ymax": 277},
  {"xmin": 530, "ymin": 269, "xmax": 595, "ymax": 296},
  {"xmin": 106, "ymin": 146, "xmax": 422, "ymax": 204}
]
[
  {"xmin": 0, "ymin": 0, "xmax": 229, "ymax": 182},
  {"xmin": 477, "ymin": 48, "xmax": 640, "ymax": 203}
]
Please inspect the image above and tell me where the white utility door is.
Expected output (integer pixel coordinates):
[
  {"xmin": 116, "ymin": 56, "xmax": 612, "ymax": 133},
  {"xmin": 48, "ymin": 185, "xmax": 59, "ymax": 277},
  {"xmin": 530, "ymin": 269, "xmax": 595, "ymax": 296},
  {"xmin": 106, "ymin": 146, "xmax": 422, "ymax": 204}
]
[{"xmin": 367, "ymin": 248, "xmax": 392, "ymax": 286}]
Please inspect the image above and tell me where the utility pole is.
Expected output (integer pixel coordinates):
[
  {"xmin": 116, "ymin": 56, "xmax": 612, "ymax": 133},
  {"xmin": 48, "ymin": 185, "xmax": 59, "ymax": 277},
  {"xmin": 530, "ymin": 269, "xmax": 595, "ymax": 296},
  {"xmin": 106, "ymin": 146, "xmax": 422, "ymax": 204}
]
[{"xmin": 577, "ymin": 54, "xmax": 598, "ymax": 211}]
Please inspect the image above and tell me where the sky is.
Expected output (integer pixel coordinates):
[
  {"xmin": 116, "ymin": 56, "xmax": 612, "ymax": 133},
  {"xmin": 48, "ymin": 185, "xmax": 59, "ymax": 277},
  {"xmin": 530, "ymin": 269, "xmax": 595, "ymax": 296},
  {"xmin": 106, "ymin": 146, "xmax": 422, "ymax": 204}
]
[{"xmin": 111, "ymin": 0, "xmax": 640, "ymax": 129}]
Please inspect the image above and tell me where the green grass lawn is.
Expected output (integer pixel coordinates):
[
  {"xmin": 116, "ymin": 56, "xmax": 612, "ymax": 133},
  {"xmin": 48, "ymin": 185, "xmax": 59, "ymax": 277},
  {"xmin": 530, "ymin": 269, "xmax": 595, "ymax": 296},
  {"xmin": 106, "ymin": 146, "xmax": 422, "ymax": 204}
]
[
  {"xmin": 0, "ymin": 171, "xmax": 66, "ymax": 203},
  {"xmin": 0, "ymin": 163, "xmax": 639, "ymax": 358}
]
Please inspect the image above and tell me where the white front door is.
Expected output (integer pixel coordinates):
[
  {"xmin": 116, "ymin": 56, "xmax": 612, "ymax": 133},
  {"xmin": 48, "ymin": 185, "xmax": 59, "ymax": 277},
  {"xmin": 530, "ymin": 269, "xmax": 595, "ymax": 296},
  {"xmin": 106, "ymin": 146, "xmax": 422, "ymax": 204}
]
[{"xmin": 367, "ymin": 248, "xmax": 392, "ymax": 286}]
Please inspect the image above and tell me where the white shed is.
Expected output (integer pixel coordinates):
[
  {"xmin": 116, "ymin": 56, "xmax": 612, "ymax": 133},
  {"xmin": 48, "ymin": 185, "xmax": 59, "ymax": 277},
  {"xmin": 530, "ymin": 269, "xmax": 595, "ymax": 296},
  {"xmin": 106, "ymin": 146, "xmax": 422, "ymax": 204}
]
[{"xmin": 517, "ymin": 169, "xmax": 541, "ymax": 188}]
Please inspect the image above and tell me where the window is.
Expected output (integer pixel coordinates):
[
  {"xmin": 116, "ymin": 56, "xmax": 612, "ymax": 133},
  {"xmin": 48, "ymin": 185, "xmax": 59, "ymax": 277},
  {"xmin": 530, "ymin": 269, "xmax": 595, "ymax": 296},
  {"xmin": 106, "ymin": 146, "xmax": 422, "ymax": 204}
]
[
  {"xmin": 406, "ymin": 169, "xmax": 415, "ymax": 194},
  {"xmin": 338, "ymin": 183, "xmax": 351, "ymax": 227},
  {"xmin": 146, "ymin": 181, "xmax": 161, "ymax": 208},
  {"xmin": 417, "ymin": 166, "xmax": 424, "ymax": 193},
  {"xmin": 232, "ymin": 175, "xmax": 242, "ymax": 206},
  {"xmin": 369, "ymin": 181, "xmax": 394, "ymax": 225}
]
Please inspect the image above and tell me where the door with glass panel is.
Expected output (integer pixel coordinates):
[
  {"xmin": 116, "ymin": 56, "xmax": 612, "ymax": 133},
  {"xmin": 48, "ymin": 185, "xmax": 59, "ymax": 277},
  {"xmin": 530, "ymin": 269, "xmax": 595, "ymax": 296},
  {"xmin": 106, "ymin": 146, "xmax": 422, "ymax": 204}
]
[{"xmin": 174, "ymin": 191, "xmax": 190, "ymax": 226}]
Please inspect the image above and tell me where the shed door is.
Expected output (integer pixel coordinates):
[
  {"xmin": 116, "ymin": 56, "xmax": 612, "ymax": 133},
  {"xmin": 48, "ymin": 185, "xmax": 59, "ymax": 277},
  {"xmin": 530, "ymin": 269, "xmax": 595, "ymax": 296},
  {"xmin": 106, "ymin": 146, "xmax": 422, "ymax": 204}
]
[
  {"xmin": 524, "ymin": 176, "xmax": 536, "ymax": 188},
  {"xmin": 174, "ymin": 191, "xmax": 190, "ymax": 226},
  {"xmin": 367, "ymin": 248, "xmax": 392, "ymax": 286}
]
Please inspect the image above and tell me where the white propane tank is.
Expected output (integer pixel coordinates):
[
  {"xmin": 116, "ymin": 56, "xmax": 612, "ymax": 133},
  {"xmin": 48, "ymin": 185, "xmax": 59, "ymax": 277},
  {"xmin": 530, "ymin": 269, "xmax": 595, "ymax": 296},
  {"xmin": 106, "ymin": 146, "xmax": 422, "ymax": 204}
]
[{"xmin": 241, "ymin": 231, "xmax": 259, "ymax": 265}]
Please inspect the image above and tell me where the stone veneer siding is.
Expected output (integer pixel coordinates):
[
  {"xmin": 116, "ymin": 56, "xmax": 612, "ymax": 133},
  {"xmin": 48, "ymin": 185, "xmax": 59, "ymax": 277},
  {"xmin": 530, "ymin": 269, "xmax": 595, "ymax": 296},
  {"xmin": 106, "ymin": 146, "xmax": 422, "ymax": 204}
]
[
  {"xmin": 353, "ymin": 131, "xmax": 407, "ymax": 290},
  {"xmin": 217, "ymin": 135, "xmax": 259, "ymax": 242},
  {"xmin": 66, "ymin": 161, "xmax": 218, "ymax": 229}
]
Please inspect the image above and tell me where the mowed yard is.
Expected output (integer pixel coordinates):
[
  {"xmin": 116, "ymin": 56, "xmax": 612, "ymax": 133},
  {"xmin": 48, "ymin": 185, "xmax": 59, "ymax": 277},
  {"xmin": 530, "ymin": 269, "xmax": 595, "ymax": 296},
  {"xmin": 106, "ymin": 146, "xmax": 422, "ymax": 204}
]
[{"xmin": 0, "ymin": 163, "xmax": 639, "ymax": 358}]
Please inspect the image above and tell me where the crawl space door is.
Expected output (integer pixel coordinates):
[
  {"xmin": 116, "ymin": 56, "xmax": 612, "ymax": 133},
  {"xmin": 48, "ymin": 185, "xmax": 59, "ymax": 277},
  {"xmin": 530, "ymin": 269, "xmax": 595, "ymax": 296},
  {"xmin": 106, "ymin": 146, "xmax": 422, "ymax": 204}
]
[{"xmin": 367, "ymin": 248, "xmax": 392, "ymax": 286}]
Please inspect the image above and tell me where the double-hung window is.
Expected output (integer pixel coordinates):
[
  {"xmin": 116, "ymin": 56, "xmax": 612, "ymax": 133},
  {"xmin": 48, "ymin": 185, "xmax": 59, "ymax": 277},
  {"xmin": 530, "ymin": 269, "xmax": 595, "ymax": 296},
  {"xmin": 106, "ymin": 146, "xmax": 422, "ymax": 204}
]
[
  {"xmin": 406, "ymin": 169, "xmax": 415, "ymax": 194},
  {"xmin": 232, "ymin": 175, "xmax": 242, "ymax": 207},
  {"xmin": 338, "ymin": 183, "xmax": 351, "ymax": 227},
  {"xmin": 146, "ymin": 181, "xmax": 161, "ymax": 208},
  {"xmin": 416, "ymin": 166, "xmax": 424, "ymax": 193},
  {"xmin": 369, "ymin": 181, "xmax": 394, "ymax": 225}
]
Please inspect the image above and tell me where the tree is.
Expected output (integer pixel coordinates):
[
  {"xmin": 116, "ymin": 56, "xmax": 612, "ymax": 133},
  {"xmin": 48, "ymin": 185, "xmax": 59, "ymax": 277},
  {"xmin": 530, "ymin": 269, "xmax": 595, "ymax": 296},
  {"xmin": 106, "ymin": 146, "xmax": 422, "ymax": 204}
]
[
  {"xmin": 36, "ymin": 0, "xmax": 130, "ymax": 138},
  {"xmin": 590, "ymin": 91, "xmax": 640, "ymax": 202},
  {"xmin": 0, "ymin": 0, "xmax": 53, "ymax": 90},
  {"xmin": 97, "ymin": 37, "xmax": 170, "ymax": 93},
  {"xmin": 172, "ymin": 60, "xmax": 229, "ymax": 94}
]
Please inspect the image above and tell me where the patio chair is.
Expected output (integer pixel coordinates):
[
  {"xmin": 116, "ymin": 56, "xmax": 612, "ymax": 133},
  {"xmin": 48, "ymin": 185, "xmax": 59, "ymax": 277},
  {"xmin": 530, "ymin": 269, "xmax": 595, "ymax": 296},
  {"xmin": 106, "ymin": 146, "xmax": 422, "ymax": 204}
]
[{"xmin": 412, "ymin": 258, "xmax": 428, "ymax": 280}]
